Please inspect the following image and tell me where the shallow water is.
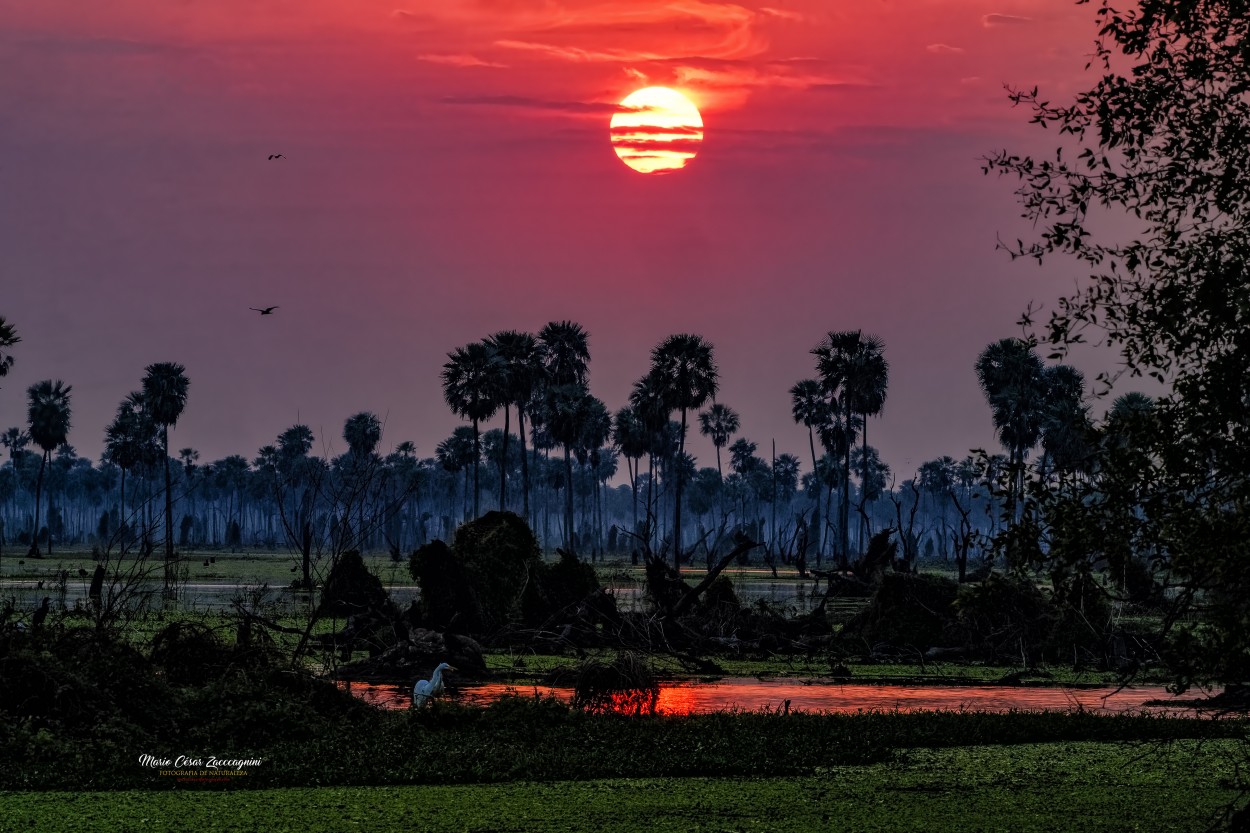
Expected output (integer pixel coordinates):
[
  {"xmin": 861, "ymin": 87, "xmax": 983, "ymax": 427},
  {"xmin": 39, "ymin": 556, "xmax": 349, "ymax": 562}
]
[{"xmin": 337, "ymin": 677, "xmax": 1208, "ymax": 716}]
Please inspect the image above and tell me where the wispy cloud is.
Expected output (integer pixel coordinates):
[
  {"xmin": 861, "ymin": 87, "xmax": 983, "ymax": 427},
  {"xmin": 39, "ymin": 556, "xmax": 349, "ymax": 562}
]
[
  {"xmin": 926, "ymin": 43, "xmax": 965, "ymax": 55},
  {"xmin": 441, "ymin": 94, "xmax": 652, "ymax": 115},
  {"xmin": 982, "ymin": 13, "xmax": 1033, "ymax": 27},
  {"xmin": 417, "ymin": 53, "xmax": 507, "ymax": 68}
]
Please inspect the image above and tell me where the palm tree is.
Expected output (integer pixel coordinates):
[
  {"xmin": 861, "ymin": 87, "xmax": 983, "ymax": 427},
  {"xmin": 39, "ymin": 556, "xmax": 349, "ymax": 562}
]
[
  {"xmin": 103, "ymin": 397, "xmax": 158, "ymax": 548},
  {"xmin": 441, "ymin": 342, "xmax": 504, "ymax": 518},
  {"xmin": 840, "ymin": 334, "xmax": 889, "ymax": 551},
  {"xmin": 630, "ymin": 372, "xmax": 669, "ymax": 549},
  {"xmin": 612, "ymin": 405, "xmax": 649, "ymax": 539},
  {"xmin": 544, "ymin": 382, "xmax": 594, "ymax": 549},
  {"xmin": 487, "ymin": 331, "xmax": 542, "ymax": 514},
  {"xmin": 1040, "ymin": 365, "xmax": 1090, "ymax": 478},
  {"xmin": 0, "ymin": 317, "xmax": 19, "ymax": 389},
  {"xmin": 343, "ymin": 411, "xmax": 383, "ymax": 544},
  {"xmin": 698, "ymin": 402, "xmax": 740, "ymax": 483},
  {"xmin": 26, "ymin": 380, "xmax": 72, "ymax": 556},
  {"xmin": 141, "ymin": 362, "xmax": 190, "ymax": 567},
  {"xmin": 812, "ymin": 332, "xmax": 866, "ymax": 568},
  {"xmin": 647, "ymin": 334, "xmax": 718, "ymax": 570},
  {"xmin": 975, "ymin": 338, "xmax": 1046, "ymax": 523},
  {"xmin": 538, "ymin": 321, "xmax": 590, "ymax": 387},
  {"xmin": 576, "ymin": 395, "xmax": 612, "ymax": 556},
  {"xmin": 790, "ymin": 378, "xmax": 830, "ymax": 560},
  {"xmin": 436, "ymin": 427, "xmax": 477, "ymax": 527}
]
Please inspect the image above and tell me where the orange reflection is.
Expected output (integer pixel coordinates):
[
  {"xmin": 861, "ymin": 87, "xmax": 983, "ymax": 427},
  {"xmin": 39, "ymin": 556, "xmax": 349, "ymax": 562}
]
[{"xmin": 339, "ymin": 678, "xmax": 1204, "ymax": 717}]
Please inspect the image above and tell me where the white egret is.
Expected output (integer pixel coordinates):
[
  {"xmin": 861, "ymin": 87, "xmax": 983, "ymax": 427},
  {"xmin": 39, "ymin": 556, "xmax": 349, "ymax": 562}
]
[{"xmin": 412, "ymin": 662, "xmax": 454, "ymax": 708}]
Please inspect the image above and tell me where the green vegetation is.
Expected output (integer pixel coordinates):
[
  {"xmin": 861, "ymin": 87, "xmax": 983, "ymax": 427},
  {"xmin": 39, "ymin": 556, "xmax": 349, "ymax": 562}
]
[{"xmin": 2, "ymin": 741, "xmax": 1240, "ymax": 832}]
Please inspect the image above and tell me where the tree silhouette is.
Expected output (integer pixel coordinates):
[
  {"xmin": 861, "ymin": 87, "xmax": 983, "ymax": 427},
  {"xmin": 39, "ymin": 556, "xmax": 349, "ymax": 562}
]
[
  {"xmin": 841, "ymin": 334, "xmax": 889, "ymax": 552},
  {"xmin": 487, "ymin": 330, "xmax": 542, "ymax": 518},
  {"xmin": 141, "ymin": 362, "xmax": 189, "ymax": 571},
  {"xmin": 544, "ymin": 382, "xmax": 594, "ymax": 549},
  {"xmin": 103, "ymin": 396, "xmax": 159, "ymax": 548},
  {"xmin": 612, "ymin": 405, "xmax": 649, "ymax": 538},
  {"xmin": 975, "ymin": 338, "xmax": 1045, "ymax": 526},
  {"xmin": 441, "ymin": 342, "xmax": 503, "ymax": 519},
  {"xmin": 0, "ymin": 317, "xmax": 18, "ymax": 390},
  {"xmin": 26, "ymin": 380, "xmax": 71, "ymax": 557},
  {"xmin": 646, "ymin": 334, "xmax": 718, "ymax": 570},
  {"xmin": 812, "ymin": 332, "xmax": 866, "ymax": 568},
  {"xmin": 698, "ymin": 402, "xmax": 739, "ymax": 484}
]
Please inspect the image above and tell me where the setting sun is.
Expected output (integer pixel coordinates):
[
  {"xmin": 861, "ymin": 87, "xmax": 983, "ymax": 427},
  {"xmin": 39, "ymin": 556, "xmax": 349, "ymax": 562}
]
[{"xmin": 609, "ymin": 86, "xmax": 704, "ymax": 174}]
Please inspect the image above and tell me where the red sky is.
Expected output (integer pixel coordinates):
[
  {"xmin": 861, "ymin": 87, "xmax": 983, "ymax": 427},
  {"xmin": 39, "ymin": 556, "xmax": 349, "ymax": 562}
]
[{"xmin": 1, "ymin": 0, "xmax": 1136, "ymax": 478}]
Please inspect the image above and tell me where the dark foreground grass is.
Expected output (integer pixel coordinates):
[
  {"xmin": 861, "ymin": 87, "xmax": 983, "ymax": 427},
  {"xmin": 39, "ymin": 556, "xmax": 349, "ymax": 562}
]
[{"xmin": 3, "ymin": 740, "xmax": 1241, "ymax": 833}]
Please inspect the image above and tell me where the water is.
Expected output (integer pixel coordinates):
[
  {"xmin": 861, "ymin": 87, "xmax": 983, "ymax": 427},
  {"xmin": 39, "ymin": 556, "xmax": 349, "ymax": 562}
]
[{"xmin": 337, "ymin": 677, "xmax": 1207, "ymax": 716}]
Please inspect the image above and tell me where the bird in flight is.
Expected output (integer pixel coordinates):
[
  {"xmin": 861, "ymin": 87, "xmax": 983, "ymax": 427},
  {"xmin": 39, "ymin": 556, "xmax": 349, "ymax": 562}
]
[
  {"xmin": 250, "ymin": 306, "xmax": 279, "ymax": 315},
  {"xmin": 268, "ymin": 154, "xmax": 285, "ymax": 160}
]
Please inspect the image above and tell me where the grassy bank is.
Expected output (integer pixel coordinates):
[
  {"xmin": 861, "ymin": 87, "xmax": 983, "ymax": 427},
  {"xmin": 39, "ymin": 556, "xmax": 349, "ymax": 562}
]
[{"xmin": 3, "ymin": 740, "xmax": 1241, "ymax": 832}]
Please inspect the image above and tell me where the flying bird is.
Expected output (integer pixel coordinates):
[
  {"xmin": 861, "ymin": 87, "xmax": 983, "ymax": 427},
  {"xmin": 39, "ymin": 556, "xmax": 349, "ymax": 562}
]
[
  {"xmin": 413, "ymin": 662, "xmax": 455, "ymax": 708},
  {"xmin": 250, "ymin": 306, "xmax": 279, "ymax": 315},
  {"xmin": 268, "ymin": 154, "xmax": 285, "ymax": 160}
]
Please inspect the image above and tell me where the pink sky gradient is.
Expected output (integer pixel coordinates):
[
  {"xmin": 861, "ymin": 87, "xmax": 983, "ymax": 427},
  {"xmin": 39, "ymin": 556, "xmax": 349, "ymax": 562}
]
[{"xmin": 0, "ymin": 0, "xmax": 1141, "ymax": 479}]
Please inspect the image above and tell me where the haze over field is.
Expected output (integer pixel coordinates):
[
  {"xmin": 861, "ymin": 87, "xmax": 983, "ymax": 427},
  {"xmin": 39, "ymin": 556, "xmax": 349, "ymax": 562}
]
[{"xmin": 1, "ymin": 0, "xmax": 1126, "ymax": 473}]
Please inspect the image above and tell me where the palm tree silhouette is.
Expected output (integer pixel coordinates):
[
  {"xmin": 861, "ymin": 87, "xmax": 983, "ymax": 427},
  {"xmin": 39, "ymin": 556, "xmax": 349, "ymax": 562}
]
[
  {"xmin": 812, "ymin": 332, "xmax": 867, "ymax": 568},
  {"xmin": 538, "ymin": 321, "xmax": 590, "ymax": 388},
  {"xmin": 544, "ymin": 382, "xmax": 594, "ymax": 549},
  {"xmin": 612, "ymin": 405, "xmax": 649, "ymax": 540},
  {"xmin": 103, "ymin": 396, "xmax": 159, "ymax": 549},
  {"xmin": 630, "ymin": 371, "xmax": 670, "ymax": 551},
  {"xmin": 646, "ymin": 334, "xmax": 718, "ymax": 570},
  {"xmin": 442, "ymin": 342, "xmax": 503, "ymax": 519},
  {"xmin": 436, "ymin": 427, "xmax": 477, "ymax": 527},
  {"xmin": 840, "ymin": 333, "xmax": 889, "ymax": 551},
  {"xmin": 26, "ymin": 380, "xmax": 72, "ymax": 557},
  {"xmin": 486, "ymin": 331, "xmax": 542, "ymax": 515},
  {"xmin": 1039, "ymin": 365, "xmax": 1090, "ymax": 478},
  {"xmin": 0, "ymin": 317, "xmax": 19, "ymax": 389},
  {"xmin": 343, "ymin": 411, "xmax": 383, "ymax": 545},
  {"xmin": 141, "ymin": 362, "xmax": 190, "ymax": 575},
  {"xmin": 698, "ymin": 402, "xmax": 740, "ymax": 485},
  {"xmin": 975, "ymin": 338, "xmax": 1046, "ymax": 527},
  {"xmin": 790, "ymin": 378, "xmax": 830, "ymax": 562}
]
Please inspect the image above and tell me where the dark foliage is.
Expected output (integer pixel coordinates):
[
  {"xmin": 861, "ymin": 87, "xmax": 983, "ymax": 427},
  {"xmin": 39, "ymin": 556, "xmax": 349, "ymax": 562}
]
[
  {"xmin": 841, "ymin": 573, "xmax": 960, "ymax": 652},
  {"xmin": 318, "ymin": 550, "xmax": 391, "ymax": 618}
]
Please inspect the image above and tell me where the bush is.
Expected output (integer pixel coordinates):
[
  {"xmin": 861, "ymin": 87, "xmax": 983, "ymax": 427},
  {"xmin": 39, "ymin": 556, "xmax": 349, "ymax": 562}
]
[{"xmin": 841, "ymin": 573, "xmax": 959, "ymax": 652}]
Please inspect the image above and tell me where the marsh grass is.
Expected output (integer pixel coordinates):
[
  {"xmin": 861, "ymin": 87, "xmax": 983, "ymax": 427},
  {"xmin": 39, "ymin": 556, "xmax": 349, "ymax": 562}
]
[{"xmin": 2, "ymin": 740, "xmax": 1241, "ymax": 832}]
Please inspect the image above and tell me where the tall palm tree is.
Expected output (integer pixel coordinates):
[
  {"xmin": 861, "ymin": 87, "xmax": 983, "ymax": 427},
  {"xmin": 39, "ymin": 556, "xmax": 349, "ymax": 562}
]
[
  {"xmin": 840, "ymin": 333, "xmax": 889, "ymax": 551},
  {"xmin": 487, "ymin": 330, "xmax": 542, "ymax": 514},
  {"xmin": 646, "ymin": 334, "xmax": 718, "ymax": 570},
  {"xmin": 975, "ymin": 338, "xmax": 1046, "ymax": 524},
  {"xmin": 576, "ymin": 395, "xmax": 612, "ymax": 556},
  {"xmin": 436, "ymin": 427, "xmax": 477, "ymax": 526},
  {"xmin": 0, "ymin": 317, "xmax": 19, "ymax": 389},
  {"xmin": 141, "ymin": 362, "xmax": 190, "ymax": 567},
  {"xmin": 26, "ymin": 380, "xmax": 72, "ymax": 557},
  {"xmin": 1039, "ymin": 365, "xmax": 1090, "ymax": 478},
  {"xmin": 441, "ymin": 341, "xmax": 504, "ymax": 518},
  {"xmin": 613, "ymin": 405, "xmax": 649, "ymax": 538},
  {"xmin": 343, "ymin": 411, "xmax": 382, "ymax": 458},
  {"xmin": 343, "ymin": 411, "xmax": 383, "ymax": 544},
  {"xmin": 103, "ymin": 397, "xmax": 158, "ymax": 548},
  {"xmin": 544, "ymin": 382, "xmax": 594, "ymax": 549},
  {"xmin": 698, "ymin": 402, "xmax": 740, "ymax": 483},
  {"xmin": 790, "ymin": 378, "xmax": 830, "ymax": 560},
  {"xmin": 812, "ymin": 332, "xmax": 867, "ymax": 568},
  {"xmin": 538, "ymin": 321, "xmax": 590, "ymax": 387}
]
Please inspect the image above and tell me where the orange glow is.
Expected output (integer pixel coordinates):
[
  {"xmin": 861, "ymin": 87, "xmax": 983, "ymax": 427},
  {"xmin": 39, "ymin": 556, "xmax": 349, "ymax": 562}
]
[
  {"xmin": 610, "ymin": 87, "xmax": 704, "ymax": 174},
  {"xmin": 339, "ymin": 679, "xmax": 1205, "ymax": 717}
]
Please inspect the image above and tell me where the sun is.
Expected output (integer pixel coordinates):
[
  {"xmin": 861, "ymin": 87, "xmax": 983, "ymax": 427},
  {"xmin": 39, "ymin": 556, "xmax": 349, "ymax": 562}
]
[{"xmin": 609, "ymin": 87, "xmax": 704, "ymax": 175}]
